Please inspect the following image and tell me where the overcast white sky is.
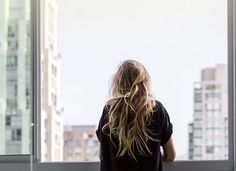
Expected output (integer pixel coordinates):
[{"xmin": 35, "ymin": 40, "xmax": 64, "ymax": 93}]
[{"xmin": 57, "ymin": 0, "xmax": 227, "ymax": 159}]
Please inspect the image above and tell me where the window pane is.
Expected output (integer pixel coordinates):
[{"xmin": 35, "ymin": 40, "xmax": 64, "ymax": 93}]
[
  {"xmin": 40, "ymin": 0, "xmax": 228, "ymax": 161},
  {"xmin": 0, "ymin": 0, "xmax": 32, "ymax": 155}
]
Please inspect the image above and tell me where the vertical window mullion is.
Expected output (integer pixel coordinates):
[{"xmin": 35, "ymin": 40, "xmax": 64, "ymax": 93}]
[{"xmin": 32, "ymin": 0, "xmax": 41, "ymax": 162}]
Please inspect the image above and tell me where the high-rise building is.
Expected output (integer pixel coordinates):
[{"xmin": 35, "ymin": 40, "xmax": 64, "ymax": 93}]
[
  {"xmin": 63, "ymin": 125, "xmax": 99, "ymax": 161},
  {"xmin": 41, "ymin": 0, "xmax": 63, "ymax": 161},
  {"xmin": 0, "ymin": 0, "xmax": 31, "ymax": 154},
  {"xmin": 0, "ymin": 0, "xmax": 9, "ymax": 154},
  {"xmin": 188, "ymin": 64, "xmax": 228, "ymax": 160}
]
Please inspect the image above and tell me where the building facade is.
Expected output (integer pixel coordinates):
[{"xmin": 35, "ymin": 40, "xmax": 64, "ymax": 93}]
[
  {"xmin": 0, "ymin": 0, "xmax": 31, "ymax": 154},
  {"xmin": 63, "ymin": 125, "xmax": 99, "ymax": 161},
  {"xmin": 0, "ymin": 0, "xmax": 9, "ymax": 154},
  {"xmin": 188, "ymin": 64, "xmax": 228, "ymax": 160},
  {"xmin": 41, "ymin": 0, "xmax": 64, "ymax": 161}
]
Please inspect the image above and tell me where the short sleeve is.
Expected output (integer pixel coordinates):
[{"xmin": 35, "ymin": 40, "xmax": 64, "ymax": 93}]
[
  {"xmin": 160, "ymin": 103, "xmax": 173, "ymax": 146},
  {"xmin": 96, "ymin": 106, "xmax": 108, "ymax": 142},
  {"xmin": 96, "ymin": 125, "xmax": 101, "ymax": 143}
]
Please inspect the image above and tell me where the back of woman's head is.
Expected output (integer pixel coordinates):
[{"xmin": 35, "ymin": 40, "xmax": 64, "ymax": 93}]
[{"xmin": 104, "ymin": 59, "xmax": 157, "ymax": 160}]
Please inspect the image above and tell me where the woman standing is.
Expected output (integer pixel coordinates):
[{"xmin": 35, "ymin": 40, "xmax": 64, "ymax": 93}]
[{"xmin": 96, "ymin": 60, "xmax": 175, "ymax": 171}]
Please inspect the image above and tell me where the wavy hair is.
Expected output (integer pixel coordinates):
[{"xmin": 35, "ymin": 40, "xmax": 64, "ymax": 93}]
[{"xmin": 103, "ymin": 60, "xmax": 158, "ymax": 160}]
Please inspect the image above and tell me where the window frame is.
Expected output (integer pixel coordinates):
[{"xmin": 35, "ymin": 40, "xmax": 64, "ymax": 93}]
[
  {"xmin": 35, "ymin": 1, "xmax": 236, "ymax": 171},
  {"xmin": 0, "ymin": 0, "xmax": 235, "ymax": 171},
  {"xmin": 32, "ymin": 0, "xmax": 41, "ymax": 163},
  {"xmin": 0, "ymin": 0, "xmax": 36, "ymax": 162}
]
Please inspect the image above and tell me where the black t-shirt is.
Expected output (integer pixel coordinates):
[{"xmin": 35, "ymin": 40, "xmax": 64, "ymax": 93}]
[{"xmin": 96, "ymin": 101, "xmax": 173, "ymax": 171}]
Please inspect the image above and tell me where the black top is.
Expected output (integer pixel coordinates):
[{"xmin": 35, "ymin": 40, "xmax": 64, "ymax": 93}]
[{"xmin": 96, "ymin": 101, "xmax": 173, "ymax": 171}]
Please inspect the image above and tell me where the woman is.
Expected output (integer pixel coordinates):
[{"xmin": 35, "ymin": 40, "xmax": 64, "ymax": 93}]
[{"xmin": 96, "ymin": 60, "xmax": 175, "ymax": 171}]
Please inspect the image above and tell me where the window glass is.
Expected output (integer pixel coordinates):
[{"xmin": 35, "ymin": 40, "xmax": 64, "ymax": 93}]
[
  {"xmin": 40, "ymin": 0, "xmax": 228, "ymax": 161},
  {"xmin": 0, "ymin": 0, "xmax": 32, "ymax": 155}
]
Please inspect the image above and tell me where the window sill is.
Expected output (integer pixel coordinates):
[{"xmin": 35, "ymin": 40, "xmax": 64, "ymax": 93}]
[{"xmin": 0, "ymin": 160, "xmax": 233, "ymax": 171}]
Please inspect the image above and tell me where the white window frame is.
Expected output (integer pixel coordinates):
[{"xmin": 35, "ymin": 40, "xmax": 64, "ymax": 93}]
[{"xmin": 0, "ymin": 0, "xmax": 235, "ymax": 171}]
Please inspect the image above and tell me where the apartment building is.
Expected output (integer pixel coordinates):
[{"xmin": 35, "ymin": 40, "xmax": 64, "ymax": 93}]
[
  {"xmin": 64, "ymin": 125, "xmax": 99, "ymax": 161},
  {"xmin": 41, "ymin": 0, "xmax": 63, "ymax": 161},
  {"xmin": 189, "ymin": 64, "xmax": 228, "ymax": 160},
  {"xmin": 0, "ymin": 0, "xmax": 31, "ymax": 154}
]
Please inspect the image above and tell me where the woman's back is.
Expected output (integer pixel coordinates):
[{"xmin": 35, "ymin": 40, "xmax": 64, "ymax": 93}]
[{"xmin": 96, "ymin": 101, "xmax": 173, "ymax": 171}]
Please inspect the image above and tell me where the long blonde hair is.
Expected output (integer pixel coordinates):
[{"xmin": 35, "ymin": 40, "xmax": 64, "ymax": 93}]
[{"xmin": 103, "ymin": 60, "xmax": 157, "ymax": 160}]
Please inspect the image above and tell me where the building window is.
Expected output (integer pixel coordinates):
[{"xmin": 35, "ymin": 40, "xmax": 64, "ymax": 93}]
[
  {"xmin": 5, "ymin": 116, "xmax": 11, "ymax": 126},
  {"xmin": 206, "ymin": 146, "xmax": 214, "ymax": 154}
]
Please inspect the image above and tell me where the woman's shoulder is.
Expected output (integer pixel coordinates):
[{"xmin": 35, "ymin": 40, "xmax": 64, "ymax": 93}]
[
  {"xmin": 153, "ymin": 100, "xmax": 164, "ymax": 111},
  {"xmin": 98, "ymin": 103, "xmax": 110, "ymax": 123},
  {"xmin": 152, "ymin": 100, "xmax": 170, "ymax": 119}
]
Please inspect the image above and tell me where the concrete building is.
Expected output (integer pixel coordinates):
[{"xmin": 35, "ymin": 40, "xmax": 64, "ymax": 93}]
[
  {"xmin": 0, "ymin": 0, "xmax": 31, "ymax": 154},
  {"xmin": 0, "ymin": 0, "xmax": 9, "ymax": 154},
  {"xmin": 41, "ymin": 0, "xmax": 64, "ymax": 161},
  {"xmin": 63, "ymin": 125, "xmax": 99, "ymax": 161},
  {"xmin": 188, "ymin": 64, "xmax": 228, "ymax": 160}
]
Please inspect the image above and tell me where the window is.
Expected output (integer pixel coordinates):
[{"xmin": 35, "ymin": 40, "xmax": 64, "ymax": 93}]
[
  {"xmin": 194, "ymin": 93, "xmax": 202, "ymax": 102},
  {"xmin": 0, "ymin": 0, "xmax": 32, "ymax": 155},
  {"xmin": 39, "ymin": 0, "xmax": 231, "ymax": 163},
  {"xmin": 0, "ymin": 0, "xmax": 235, "ymax": 171},
  {"xmin": 206, "ymin": 146, "xmax": 214, "ymax": 154}
]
